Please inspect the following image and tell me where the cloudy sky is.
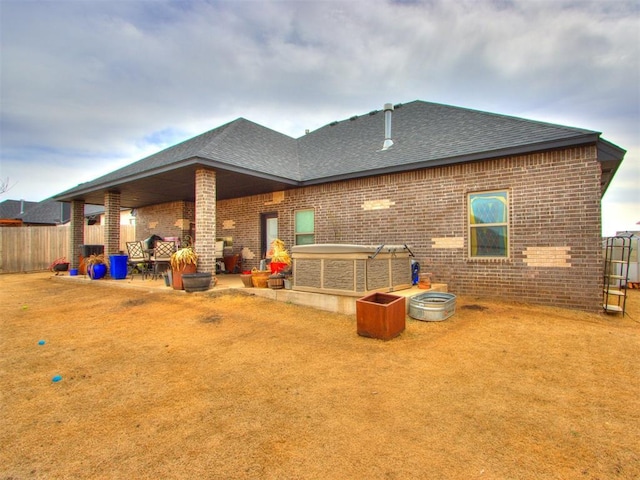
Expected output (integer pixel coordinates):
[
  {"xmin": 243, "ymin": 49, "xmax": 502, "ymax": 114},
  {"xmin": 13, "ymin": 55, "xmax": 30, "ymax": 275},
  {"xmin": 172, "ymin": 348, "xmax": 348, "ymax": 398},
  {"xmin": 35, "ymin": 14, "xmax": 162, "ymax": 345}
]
[{"xmin": 1, "ymin": 0, "xmax": 638, "ymax": 235}]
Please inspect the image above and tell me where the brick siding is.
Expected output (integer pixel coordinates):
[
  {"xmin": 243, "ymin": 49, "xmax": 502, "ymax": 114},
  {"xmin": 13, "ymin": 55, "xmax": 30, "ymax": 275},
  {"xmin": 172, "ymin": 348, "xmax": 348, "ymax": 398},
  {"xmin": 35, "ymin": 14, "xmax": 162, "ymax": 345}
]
[
  {"xmin": 136, "ymin": 145, "xmax": 603, "ymax": 311},
  {"xmin": 136, "ymin": 200, "xmax": 195, "ymax": 244},
  {"xmin": 195, "ymin": 168, "xmax": 217, "ymax": 273},
  {"xmin": 104, "ymin": 191, "xmax": 121, "ymax": 255},
  {"xmin": 69, "ymin": 200, "xmax": 85, "ymax": 269}
]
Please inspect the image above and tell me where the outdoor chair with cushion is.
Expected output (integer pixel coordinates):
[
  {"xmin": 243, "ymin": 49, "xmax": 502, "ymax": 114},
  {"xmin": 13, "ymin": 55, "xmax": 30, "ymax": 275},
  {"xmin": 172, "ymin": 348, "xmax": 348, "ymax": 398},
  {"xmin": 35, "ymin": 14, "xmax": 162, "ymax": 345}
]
[
  {"xmin": 151, "ymin": 240, "xmax": 176, "ymax": 280},
  {"xmin": 126, "ymin": 241, "xmax": 151, "ymax": 280}
]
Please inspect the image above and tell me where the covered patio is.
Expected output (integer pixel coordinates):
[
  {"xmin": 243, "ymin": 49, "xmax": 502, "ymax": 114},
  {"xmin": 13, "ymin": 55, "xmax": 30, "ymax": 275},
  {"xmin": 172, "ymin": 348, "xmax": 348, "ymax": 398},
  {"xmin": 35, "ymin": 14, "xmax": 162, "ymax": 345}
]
[{"xmin": 52, "ymin": 119, "xmax": 302, "ymax": 275}]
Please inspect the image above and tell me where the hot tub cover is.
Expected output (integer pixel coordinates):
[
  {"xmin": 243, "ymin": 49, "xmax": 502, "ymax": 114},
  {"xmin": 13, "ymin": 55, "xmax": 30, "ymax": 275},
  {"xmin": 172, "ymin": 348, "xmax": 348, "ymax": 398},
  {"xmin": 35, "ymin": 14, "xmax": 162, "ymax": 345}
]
[{"xmin": 291, "ymin": 244, "xmax": 410, "ymax": 255}]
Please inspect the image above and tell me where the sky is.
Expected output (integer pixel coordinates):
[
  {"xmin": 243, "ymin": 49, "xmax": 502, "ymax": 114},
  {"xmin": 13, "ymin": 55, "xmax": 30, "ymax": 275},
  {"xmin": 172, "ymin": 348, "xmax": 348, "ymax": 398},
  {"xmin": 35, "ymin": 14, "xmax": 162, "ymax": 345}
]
[{"xmin": 1, "ymin": 0, "xmax": 638, "ymax": 236}]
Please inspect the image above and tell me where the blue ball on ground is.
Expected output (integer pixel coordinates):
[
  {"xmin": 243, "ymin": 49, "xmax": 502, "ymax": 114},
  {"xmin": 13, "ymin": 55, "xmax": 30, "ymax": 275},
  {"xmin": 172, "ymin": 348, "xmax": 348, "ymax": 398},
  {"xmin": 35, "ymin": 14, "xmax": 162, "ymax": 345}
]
[
  {"xmin": 52, "ymin": 375, "xmax": 62, "ymax": 383},
  {"xmin": 38, "ymin": 340, "xmax": 45, "ymax": 345}
]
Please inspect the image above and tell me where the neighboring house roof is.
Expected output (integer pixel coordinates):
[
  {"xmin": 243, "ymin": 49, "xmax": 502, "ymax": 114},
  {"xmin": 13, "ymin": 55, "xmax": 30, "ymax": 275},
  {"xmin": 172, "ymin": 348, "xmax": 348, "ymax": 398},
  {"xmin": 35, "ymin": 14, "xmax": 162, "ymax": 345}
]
[
  {"xmin": 84, "ymin": 204, "xmax": 106, "ymax": 217},
  {"xmin": 0, "ymin": 200, "xmax": 38, "ymax": 219},
  {"xmin": 52, "ymin": 100, "xmax": 625, "ymax": 208},
  {"xmin": 83, "ymin": 205, "xmax": 133, "ymax": 225},
  {"xmin": 0, "ymin": 199, "xmax": 70, "ymax": 225},
  {"xmin": 19, "ymin": 201, "xmax": 70, "ymax": 225}
]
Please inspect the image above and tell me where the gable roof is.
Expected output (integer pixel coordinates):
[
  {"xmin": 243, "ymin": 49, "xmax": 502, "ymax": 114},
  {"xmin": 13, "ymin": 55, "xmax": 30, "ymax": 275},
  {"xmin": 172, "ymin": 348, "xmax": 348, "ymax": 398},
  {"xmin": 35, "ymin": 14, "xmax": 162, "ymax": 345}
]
[{"xmin": 53, "ymin": 100, "xmax": 625, "ymax": 207}]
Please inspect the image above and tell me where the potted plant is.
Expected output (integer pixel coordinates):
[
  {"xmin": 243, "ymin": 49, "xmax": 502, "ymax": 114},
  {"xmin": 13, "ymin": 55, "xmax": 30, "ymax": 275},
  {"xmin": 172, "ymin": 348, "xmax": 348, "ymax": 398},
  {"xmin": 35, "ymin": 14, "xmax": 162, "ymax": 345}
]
[
  {"xmin": 49, "ymin": 257, "xmax": 70, "ymax": 276},
  {"xmin": 84, "ymin": 254, "xmax": 107, "ymax": 280},
  {"xmin": 268, "ymin": 239, "xmax": 291, "ymax": 274},
  {"xmin": 170, "ymin": 247, "xmax": 198, "ymax": 290}
]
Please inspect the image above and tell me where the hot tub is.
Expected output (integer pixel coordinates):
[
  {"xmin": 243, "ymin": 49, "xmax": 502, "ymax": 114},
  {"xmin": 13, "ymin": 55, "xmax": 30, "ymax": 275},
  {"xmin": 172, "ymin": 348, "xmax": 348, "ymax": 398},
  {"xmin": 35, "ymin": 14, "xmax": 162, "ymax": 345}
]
[{"xmin": 291, "ymin": 244, "xmax": 413, "ymax": 297}]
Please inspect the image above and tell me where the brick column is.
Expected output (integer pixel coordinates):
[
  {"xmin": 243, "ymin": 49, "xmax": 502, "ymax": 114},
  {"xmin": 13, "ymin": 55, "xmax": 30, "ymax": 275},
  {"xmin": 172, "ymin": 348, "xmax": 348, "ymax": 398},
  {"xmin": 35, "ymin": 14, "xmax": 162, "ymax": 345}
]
[
  {"xmin": 69, "ymin": 199, "xmax": 85, "ymax": 269},
  {"xmin": 104, "ymin": 191, "xmax": 121, "ymax": 255},
  {"xmin": 195, "ymin": 168, "xmax": 216, "ymax": 274}
]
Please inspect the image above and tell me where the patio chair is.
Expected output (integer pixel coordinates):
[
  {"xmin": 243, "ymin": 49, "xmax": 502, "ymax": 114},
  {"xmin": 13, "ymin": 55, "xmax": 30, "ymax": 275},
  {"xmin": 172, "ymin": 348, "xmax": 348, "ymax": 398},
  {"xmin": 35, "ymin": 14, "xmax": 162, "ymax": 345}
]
[
  {"xmin": 126, "ymin": 241, "xmax": 151, "ymax": 280},
  {"xmin": 151, "ymin": 240, "xmax": 176, "ymax": 280}
]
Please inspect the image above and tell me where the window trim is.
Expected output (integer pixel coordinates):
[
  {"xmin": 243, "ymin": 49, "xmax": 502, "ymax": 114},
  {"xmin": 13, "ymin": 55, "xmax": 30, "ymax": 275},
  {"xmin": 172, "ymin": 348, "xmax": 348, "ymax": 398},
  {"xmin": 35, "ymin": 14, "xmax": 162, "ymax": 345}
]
[{"xmin": 467, "ymin": 190, "xmax": 510, "ymax": 259}]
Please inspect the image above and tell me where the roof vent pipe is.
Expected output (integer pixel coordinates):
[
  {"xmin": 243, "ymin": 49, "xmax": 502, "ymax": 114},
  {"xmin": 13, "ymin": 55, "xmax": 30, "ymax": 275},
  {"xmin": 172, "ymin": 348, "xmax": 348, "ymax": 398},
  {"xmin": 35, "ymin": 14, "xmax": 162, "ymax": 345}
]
[{"xmin": 382, "ymin": 103, "xmax": 394, "ymax": 150}]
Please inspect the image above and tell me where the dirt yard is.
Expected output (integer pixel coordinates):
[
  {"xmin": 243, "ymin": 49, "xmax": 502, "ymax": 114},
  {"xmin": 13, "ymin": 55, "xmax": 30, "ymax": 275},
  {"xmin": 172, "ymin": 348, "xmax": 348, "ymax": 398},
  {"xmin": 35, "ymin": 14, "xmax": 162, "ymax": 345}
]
[{"xmin": 1, "ymin": 273, "xmax": 638, "ymax": 479}]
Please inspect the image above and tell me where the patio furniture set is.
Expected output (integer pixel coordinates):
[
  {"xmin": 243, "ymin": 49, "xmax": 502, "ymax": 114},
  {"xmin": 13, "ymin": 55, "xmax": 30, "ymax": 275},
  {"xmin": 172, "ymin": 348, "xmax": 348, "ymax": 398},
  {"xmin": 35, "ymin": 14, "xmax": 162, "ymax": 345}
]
[{"xmin": 126, "ymin": 240, "xmax": 176, "ymax": 280}]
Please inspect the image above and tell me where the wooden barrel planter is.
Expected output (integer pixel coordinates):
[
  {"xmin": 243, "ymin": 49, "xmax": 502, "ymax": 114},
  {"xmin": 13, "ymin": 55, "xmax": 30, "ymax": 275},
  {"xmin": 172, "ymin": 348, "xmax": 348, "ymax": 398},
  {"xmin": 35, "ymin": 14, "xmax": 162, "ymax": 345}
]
[{"xmin": 268, "ymin": 274, "xmax": 284, "ymax": 289}]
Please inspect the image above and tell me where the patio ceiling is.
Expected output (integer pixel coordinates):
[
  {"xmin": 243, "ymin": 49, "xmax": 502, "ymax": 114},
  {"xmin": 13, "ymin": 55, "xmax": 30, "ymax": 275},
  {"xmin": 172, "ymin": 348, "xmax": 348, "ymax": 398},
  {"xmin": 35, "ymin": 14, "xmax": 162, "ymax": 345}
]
[{"xmin": 56, "ymin": 163, "xmax": 298, "ymax": 208}]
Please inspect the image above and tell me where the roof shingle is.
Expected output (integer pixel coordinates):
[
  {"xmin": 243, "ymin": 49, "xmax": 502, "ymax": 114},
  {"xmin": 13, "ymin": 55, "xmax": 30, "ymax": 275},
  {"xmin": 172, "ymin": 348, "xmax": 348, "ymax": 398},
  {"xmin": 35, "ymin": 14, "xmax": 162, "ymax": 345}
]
[{"xmin": 52, "ymin": 99, "xmax": 623, "ymax": 205}]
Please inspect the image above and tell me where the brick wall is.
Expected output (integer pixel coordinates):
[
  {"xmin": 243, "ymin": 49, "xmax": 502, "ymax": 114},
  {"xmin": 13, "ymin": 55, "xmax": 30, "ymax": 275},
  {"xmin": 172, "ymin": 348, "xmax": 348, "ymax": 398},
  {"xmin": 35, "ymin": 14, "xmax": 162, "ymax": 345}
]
[
  {"xmin": 69, "ymin": 200, "xmax": 85, "ymax": 269},
  {"xmin": 215, "ymin": 145, "xmax": 603, "ymax": 311},
  {"xmin": 136, "ymin": 200, "xmax": 195, "ymax": 244},
  {"xmin": 133, "ymin": 145, "xmax": 602, "ymax": 310},
  {"xmin": 195, "ymin": 168, "xmax": 216, "ymax": 273},
  {"xmin": 104, "ymin": 191, "xmax": 121, "ymax": 255}
]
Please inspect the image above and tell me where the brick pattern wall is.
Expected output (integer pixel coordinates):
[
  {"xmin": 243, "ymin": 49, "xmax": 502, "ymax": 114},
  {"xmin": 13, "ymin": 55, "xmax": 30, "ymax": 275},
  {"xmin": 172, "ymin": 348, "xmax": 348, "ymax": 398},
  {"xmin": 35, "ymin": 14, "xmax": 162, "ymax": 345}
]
[
  {"xmin": 69, "ymin": 200, "xmax": 85, "ymax": 269},
  {"xmin": 215, "ymin": 146, "xmax": 603, "ymax": 311},
  {"xmin": 136, "ymin": 201, "xmax": 195, "ymax": 244},
  {"xmin": 104, "ymin": 191, "xmax": 121, "ymax": 255},
  {"xmin": 523, "ymin": 246, "xmax": 572, "ymax": 268}
]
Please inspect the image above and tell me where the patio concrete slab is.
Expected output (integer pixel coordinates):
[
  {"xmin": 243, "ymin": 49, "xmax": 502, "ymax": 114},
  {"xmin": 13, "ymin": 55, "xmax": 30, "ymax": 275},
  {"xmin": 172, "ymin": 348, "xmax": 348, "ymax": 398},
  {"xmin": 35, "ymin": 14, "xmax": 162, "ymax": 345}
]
[{"xmin": 54, "ymin": 273, "xmax": 447, "ymax": 315}]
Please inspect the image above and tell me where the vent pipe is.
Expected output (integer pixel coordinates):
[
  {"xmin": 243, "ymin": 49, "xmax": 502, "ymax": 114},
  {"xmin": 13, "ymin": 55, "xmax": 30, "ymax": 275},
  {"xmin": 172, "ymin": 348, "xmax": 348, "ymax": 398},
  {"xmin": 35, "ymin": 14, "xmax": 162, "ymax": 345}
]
[{"xmin": 382, "ymin": 103, "xmax": 394, "ymax": 150}]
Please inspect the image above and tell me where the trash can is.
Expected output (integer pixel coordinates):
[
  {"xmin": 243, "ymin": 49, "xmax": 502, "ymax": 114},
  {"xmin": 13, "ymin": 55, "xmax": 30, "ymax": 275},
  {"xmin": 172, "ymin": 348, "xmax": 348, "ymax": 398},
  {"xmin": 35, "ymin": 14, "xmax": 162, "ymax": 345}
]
[
  {"xmin": 109, "ymin": 254, "xmax": 128, "ymax": 280},
  {"xmin": 79, "ymin": 245, "xmax": 104, "ymax": 275}
]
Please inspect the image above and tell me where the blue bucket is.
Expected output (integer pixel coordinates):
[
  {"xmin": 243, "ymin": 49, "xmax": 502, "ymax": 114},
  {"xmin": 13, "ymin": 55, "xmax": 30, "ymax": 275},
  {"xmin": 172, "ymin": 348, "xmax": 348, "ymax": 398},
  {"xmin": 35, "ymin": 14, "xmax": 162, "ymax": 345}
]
[{"xmin": 109, "ymin": 255, "xmax": 128, "ymax": 280}]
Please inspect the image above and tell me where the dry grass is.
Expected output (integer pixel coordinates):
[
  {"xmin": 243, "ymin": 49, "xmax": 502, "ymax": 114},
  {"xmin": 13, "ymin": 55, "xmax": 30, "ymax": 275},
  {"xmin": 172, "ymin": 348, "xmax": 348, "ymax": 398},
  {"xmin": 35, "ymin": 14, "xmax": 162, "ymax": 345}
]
[{"xmin": 1, "ymin": 273, "xmax": 639, "ymax": 480}]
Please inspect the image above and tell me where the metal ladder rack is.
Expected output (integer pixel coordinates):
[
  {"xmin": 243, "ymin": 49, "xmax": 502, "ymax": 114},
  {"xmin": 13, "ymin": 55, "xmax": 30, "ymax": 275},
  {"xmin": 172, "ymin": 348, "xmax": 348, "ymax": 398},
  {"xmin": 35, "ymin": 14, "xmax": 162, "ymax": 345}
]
[{"xmin": 602, "ymin": 235, "xmax": 632, "ymax": 315}]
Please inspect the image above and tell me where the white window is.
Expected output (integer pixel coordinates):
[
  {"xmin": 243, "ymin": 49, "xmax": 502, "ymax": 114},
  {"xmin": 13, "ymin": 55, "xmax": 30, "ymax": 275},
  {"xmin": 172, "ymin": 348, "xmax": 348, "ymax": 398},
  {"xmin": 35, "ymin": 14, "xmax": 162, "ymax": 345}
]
[{"xmin": 295, "ymin": 209, "xmax": 315, "ymax": 245}]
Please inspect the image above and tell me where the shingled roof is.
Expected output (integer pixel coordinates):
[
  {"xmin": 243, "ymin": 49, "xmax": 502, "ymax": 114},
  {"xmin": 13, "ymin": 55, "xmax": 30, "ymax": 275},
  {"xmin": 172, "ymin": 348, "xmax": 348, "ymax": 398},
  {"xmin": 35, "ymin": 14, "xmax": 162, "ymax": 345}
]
[
  {"xmin": 0, "ymin": 200, "xmax": 38, "ymax": 219},
  {"xmin": 53, "ymin": 100, "xmax": 625, "ymax": 207},
  {"xmin": 0, "ymin": 199, "xmax": 70, "ymax": 225}
]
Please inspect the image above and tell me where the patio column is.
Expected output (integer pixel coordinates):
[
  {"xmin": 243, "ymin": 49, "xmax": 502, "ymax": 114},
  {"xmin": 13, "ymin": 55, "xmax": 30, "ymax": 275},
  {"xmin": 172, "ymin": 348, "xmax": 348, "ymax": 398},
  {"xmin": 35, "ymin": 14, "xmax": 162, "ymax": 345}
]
[
  {"xmin": 195, "ymin": 168, "xmax": 216, "ymax": 274},
  {"xmin": 69, "ymin": 199, "xmax": 85, "ymax": 269},
  {"xmin": 104, "ymin": 190, "xmax": 121, "ymax": 255}
]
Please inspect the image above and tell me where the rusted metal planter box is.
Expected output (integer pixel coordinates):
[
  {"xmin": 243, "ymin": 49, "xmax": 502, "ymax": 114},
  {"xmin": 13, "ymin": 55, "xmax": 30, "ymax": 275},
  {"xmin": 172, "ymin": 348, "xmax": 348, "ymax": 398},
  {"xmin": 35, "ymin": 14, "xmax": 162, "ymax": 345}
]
[{"xmin": 356, "ymin": 292, "xmax": 406, "ymax": 340}]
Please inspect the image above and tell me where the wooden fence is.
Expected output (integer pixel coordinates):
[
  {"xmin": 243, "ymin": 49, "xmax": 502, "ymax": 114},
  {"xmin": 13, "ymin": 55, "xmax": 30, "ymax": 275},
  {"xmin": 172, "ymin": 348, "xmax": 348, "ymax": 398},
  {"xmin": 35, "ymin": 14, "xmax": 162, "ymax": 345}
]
[{"xmin": 0, "ymin": 225, "xmax": 136, "ymax": 273}]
